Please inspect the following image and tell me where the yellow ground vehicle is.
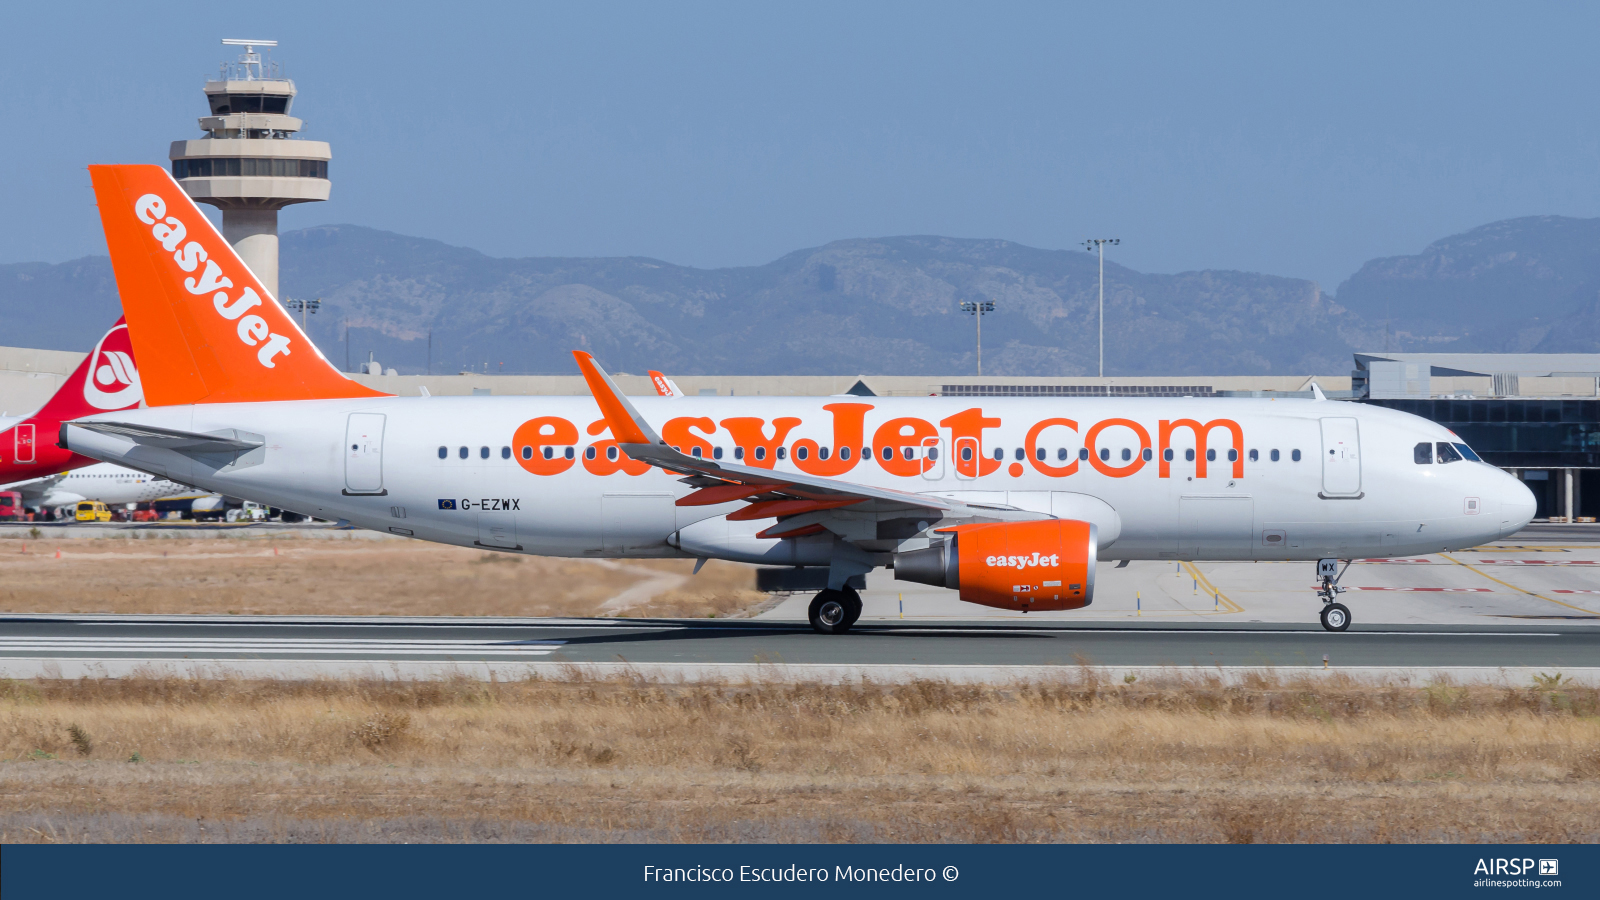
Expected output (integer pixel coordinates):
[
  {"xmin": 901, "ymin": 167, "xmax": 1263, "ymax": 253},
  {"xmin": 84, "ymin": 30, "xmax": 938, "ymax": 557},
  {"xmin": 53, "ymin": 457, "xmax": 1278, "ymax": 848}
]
[{"xmin": 74, "ymin": 500, "xmax": 112, "ymax": 523}]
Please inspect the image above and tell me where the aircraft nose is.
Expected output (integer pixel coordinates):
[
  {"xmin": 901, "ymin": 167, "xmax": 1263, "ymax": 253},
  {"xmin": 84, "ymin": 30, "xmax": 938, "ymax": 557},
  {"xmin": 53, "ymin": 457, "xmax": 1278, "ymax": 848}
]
[{"xmin": 1498, "ymin": 471, "xmax": 1537, "ymax": 538}]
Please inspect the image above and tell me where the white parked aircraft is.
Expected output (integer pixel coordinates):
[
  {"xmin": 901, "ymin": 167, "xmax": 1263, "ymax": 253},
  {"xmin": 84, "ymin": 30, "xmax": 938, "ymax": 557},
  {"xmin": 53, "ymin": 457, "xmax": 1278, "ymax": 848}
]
[
  {"xmin": 64, "ymin": 165, "xmax": 1536, "ymax": 632},
  {"xmin": 3, "ymin": 462, "xmax": 200, "ymax": 510}
]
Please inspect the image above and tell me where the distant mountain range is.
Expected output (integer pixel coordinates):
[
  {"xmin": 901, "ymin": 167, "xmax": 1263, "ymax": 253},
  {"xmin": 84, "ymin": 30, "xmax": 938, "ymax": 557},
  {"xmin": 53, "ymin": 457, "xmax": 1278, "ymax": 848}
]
[
  {"xmin": 1336, "ymin": 216, "xmax": 1600, "ymax": 354},
  {"xmin": 4, "ymin": 215, "xmax": 1597, "ymax": 376}
]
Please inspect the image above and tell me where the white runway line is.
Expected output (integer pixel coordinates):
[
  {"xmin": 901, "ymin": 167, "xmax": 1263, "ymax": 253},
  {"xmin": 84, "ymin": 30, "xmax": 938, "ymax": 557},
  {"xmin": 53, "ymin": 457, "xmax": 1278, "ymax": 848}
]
[{"xmin": 0, "ymin": 638, "xmax": 566, "ymax": 657}]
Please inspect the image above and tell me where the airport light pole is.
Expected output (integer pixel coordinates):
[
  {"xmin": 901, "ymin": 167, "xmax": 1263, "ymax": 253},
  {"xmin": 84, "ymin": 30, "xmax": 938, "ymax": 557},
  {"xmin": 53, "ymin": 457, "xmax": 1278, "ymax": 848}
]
[
  {"xmin": 1083, "ymin": 238, "xmax": 1119, "ymax": 377},
  {"xmin": 960, "ymin": 300, "xmax": 995, "ymax": 375},
  {"xmin": 285, "ymin": 297, "xmax": 320, "ymax": 332}
]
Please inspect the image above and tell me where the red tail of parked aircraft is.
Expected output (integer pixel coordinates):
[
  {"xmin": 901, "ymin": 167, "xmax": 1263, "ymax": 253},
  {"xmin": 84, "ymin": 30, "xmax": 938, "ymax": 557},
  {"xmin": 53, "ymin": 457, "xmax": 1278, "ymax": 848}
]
[{"xmin": 0, "ymin": 317, "xmax": 146, "ymax": 485}]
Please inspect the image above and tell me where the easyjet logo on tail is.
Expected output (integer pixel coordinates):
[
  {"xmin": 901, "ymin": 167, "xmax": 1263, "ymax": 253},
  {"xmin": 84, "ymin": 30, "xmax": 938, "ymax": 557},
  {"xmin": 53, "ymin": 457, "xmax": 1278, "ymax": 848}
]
[
  {"xmin": 133, "ymin": 194, "xmax": 291, "ymax": 369},
  {"xmin": 89, "ymin": 164, "xmax": 386, "ymax": 406},
  {"xmin": 82, "ymin": 323, "xmax": 142, "ymax": 410}
]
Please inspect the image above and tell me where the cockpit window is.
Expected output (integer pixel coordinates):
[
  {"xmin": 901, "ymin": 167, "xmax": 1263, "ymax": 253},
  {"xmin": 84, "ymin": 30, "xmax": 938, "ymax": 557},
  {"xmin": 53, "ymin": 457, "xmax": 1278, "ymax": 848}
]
[
  {"xmin": 1454, "ymin": 442, "xmax": 1482, "ymax": 462},
  {"xmin": 1414, "ymin": 442, "xmax": 1433, "ymax": 464},
  {"xmin": 1436, "ymin": 442, "xmax": 1463, "ymax": 464}
]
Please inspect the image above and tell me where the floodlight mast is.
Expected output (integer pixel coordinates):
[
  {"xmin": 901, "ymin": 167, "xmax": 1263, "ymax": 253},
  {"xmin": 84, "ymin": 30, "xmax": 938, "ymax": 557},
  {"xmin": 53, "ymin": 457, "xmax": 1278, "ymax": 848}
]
[
  {"xmin": 960, "ymin": 300, "xmax": 996, "ymax": 375},
  {"xmin": 1083, "ymin": 238, "xmax": 1120, "ymax": 377},
  {"xmin": 286, "ymin": 297, "xmax": 321, "ymax": 331}
]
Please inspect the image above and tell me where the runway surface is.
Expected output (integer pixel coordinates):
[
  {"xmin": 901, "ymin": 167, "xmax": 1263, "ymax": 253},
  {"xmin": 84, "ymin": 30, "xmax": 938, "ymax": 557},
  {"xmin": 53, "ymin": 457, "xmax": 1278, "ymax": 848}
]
[
  {"xmin": 4, "ymin": 525, "xmax": 1600, "ymax": 679},
  {"xmin": 2, "ymin": 615, "xmax": 1597, "ymax": 670}
]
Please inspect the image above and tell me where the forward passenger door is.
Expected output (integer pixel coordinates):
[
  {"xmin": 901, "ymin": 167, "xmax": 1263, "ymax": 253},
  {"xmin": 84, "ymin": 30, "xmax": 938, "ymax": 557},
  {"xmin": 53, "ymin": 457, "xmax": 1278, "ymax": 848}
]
[{"xmin": 1319, "ymin": 417, "xmax": 1362, "ymax": 497}]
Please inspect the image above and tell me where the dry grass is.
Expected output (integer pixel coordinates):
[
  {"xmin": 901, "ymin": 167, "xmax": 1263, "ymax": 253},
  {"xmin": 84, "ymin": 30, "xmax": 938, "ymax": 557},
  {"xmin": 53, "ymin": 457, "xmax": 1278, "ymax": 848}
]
[
  {"xmin": 1, "ymin": 672, "xmax": 1597, "ymax": 843},
  {"xmin": 0, "ymin": 537, "xmax": 761, "ymax": 618}
]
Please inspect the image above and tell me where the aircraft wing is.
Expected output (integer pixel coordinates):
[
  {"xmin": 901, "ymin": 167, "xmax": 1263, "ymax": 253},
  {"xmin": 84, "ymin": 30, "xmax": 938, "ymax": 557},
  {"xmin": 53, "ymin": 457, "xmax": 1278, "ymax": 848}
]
[
  {"xmin": 574, "ymin": 351, "xmax": 1042, "ymax": 540},
  {"xmin": 1, "ymin": 472, "xmax": 66, "ymax": 506}
]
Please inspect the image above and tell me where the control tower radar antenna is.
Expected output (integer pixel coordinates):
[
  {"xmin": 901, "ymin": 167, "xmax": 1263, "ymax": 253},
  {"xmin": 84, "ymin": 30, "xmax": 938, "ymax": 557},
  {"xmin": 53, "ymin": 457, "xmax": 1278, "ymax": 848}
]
[
  {"xmin": 168, "ymin": 39, "xmax": 331, "ymax": 301},
  {"xmin": 219, "ymin": 39, "xmax": 282, "ymax": 82}
]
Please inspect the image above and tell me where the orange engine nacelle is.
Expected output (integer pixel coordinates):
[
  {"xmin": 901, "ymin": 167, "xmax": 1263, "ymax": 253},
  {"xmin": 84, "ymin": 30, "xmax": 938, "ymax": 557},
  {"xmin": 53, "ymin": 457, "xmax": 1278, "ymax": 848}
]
[{"xmin": 892, "ymin": 519, "xmax": 1097, "ymax": 611}]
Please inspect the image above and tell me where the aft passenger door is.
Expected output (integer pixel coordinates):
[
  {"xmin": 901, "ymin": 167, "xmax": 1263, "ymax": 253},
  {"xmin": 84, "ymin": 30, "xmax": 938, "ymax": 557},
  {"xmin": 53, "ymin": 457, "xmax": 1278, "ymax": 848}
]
[
  {"xmin": 343, "ymin": 413, "xmax": 386, "ymax": 495},
  {"xmin": 14, "ymin": 424, "xmax": 34, "ymax": 464},
  {"xmin": 1319, "ymin": 417, "xmax": 1362, "ymax": 497}
]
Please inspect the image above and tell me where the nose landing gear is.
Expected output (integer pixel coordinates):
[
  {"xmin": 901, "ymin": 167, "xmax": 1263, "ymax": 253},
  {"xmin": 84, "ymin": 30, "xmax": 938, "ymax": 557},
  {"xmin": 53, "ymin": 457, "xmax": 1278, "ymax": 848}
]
[
  {"xmin": 1316, "ymin": 558, "xmax": 1351, "ymax": 631},
  {"xmin": 808, "ymin": 586, "xmax": 864, "ymax": 634}
]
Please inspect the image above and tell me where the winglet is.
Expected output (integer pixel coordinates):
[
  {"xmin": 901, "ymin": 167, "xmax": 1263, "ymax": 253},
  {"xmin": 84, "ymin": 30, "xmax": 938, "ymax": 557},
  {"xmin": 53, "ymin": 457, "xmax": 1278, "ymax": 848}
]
[
  {"xmin": 648, "ymin": 370, "xmax": 684, "ymax": 397},
  {"xmin": 1309, "ymin": 381, "xmax": 1327, "ymax": 401},
  {"xmin": 573, "ymin": 351, "xmax": 664, "ymax": 446}
]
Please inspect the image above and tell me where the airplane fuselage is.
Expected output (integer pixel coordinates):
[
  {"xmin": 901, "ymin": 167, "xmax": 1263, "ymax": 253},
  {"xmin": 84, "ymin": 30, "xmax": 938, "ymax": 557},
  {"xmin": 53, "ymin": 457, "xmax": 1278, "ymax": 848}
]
[
  {"xmin": 31, "ymin": 462, "xmax": 195, "ymax": 508},
  {"xmin": 67, "ymin": 394, "xmax": 1536, "ymax": 563}
]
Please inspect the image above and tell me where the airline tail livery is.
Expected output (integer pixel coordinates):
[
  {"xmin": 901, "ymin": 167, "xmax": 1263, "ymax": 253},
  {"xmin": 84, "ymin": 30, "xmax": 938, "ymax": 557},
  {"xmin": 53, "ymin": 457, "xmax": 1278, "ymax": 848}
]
[
  {"xmin": 65, "ymin": 164, "xmax": 1537, "ymax": 633},
  {"xmin": 0, "ymin": 317, "xmax": 145, "ymax": 488}
]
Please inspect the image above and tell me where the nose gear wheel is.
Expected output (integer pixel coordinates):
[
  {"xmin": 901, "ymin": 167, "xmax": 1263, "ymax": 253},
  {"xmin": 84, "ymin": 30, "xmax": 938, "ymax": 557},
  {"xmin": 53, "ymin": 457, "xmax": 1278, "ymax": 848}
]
[{"xmin": 1320, "ymin": 602, "xmax": 1351, "ymax": 632}]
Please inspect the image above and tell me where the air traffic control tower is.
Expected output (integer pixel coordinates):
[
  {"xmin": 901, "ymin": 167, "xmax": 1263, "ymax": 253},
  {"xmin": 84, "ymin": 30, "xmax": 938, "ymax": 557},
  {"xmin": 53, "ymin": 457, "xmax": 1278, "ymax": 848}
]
[{"xmin": 168, "ymin": 39, "xmax": 330, "ymax": 300}]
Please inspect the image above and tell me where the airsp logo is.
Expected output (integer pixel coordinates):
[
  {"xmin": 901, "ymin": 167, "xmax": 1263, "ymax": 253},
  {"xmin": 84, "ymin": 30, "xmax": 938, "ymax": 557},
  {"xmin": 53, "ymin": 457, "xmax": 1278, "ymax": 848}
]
[
  {"xmin": 82, "ymin": 324, "xmax": 142, "ymax": 411},
  {"xmin": 1474, "ymin": 858, "xmax": 1551, "ymax": 876}
]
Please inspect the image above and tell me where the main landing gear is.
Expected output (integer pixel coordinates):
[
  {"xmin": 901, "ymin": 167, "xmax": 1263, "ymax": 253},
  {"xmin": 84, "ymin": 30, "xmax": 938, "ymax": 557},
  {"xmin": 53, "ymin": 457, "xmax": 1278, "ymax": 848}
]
[
  {"xmin": 808, "ymin": 586, "xmax": 863, "ymax": 634},
  {"xmin": 1316, "ymin": 558, "xmax": 1351, "ymax": 632}
]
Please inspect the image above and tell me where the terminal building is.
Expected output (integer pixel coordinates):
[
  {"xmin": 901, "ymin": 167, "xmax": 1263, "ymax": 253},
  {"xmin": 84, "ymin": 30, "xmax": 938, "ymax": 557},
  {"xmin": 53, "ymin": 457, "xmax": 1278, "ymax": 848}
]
[{"xmin": 1355, "ymin": 352, "xmax": 1600, "ymax": 521}]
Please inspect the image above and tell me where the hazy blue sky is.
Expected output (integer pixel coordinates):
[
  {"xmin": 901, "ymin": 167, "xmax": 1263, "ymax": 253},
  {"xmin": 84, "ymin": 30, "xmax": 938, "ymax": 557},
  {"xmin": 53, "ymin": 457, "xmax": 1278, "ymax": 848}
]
[{"xmin": 3, "ymin": 2, "xmax": 1597, "ymax": 290}]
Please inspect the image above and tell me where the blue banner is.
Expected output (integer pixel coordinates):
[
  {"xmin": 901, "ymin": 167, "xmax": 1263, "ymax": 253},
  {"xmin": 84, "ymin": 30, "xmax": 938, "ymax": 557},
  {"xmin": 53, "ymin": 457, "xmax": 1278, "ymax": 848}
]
[{"xmin": 3, "ymin": 844, "xmax": 1594, "ymax": 898}]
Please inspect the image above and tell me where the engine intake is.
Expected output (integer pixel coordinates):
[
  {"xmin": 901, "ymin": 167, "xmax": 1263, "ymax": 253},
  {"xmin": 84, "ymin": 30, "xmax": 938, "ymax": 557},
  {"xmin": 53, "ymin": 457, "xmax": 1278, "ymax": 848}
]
[{"xmin": 893, "ymin": 519, "xmax": 1097, "ymax": 611}]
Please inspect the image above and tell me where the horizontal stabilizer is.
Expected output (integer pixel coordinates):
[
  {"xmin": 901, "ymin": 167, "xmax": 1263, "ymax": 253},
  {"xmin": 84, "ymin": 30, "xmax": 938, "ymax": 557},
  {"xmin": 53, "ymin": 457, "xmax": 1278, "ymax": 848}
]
[{"xmin": 69, "ymin": 421, "xmax": 264, "ymax": 453}]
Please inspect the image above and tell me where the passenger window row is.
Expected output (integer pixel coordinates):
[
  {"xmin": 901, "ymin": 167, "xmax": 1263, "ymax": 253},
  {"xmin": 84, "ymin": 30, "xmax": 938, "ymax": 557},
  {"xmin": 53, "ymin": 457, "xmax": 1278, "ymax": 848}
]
[
  {"xmin": 436, "ymin": 445, "xmax": 518, "ymax": 460},
  {"xmin": 434, "ymin": 442, "xmax": 1307, "ymax": 466}
]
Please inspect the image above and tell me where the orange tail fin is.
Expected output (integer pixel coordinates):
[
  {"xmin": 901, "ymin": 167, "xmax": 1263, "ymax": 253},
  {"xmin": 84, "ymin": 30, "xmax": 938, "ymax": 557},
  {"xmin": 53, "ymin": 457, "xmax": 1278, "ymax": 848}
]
[{"xmin": 87, "ymin": 164, "xmax": 388, "ymax": 406}]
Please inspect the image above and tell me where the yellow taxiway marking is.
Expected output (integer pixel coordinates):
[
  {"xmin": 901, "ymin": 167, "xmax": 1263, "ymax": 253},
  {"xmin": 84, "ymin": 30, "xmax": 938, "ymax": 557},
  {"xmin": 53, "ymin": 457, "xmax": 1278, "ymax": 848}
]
[
  {"xmin": 1439, "ymin": 553, "xmax": 1599, "ymax": 616},
  {"xmin": 1180, "ymin": 562, "xmax": 1245, "ymax": 614},
  {"xmin": 1465, "ymin": 545, "xmax": 1596, "ymax": 552}
]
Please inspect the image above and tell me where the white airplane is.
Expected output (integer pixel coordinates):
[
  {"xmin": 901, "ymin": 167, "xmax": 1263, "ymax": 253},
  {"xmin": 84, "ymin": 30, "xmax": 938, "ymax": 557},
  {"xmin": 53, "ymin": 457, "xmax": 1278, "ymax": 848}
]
[
  {"xmin": 3, "ymin": 461, "xmax": 201, "ymax": 510},
  {"xmin": 63, "ymin": 165, "xmax": 1536, "ymax": 632}
]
